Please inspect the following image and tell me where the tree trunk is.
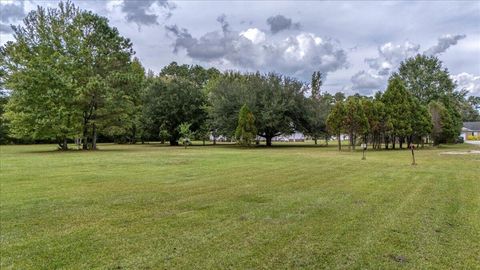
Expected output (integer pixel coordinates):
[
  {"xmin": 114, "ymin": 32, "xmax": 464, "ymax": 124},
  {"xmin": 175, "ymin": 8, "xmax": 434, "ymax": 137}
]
[
  {"xmin": 399, "ymin": 137, "xmax": 403, "ymax": 149},
  {"xmin": 92, "ymin": 123, "xmax": 97, "ymax": 150},
  {"xmin": 350, "ymin": 133, "xmax": 356, "ymax": 151},
  {"xmin": 169, "ymin": 139, "xmax": 178, "ymax": 146},
  {"xmin": 131, "ymin": 125, "xmax": 137, "ymax": 144},
  {"xmin": 314, "ymin": 138, "xmax": 318, "ymax": 145},
  {"xmin": 58, "ymin": 137, "xmax": 68, "ymax": 151},
  {"xmin": 337, "ymin": 134, "xmax": 341, "ymax": 151},
  {"xmin": 266, "ymin": 136, "xmax": 272, "ymax": 147},
  {"xmin": 392, "ymin": 136, "xmax": 396, "ymax": 149},
  {"xmin": 82, "ymin": 120, "xmax": 89, "ymax": 150},
  {"xmin": 213, "ymin": 137, "xmax": 216, "ymax": 145}
]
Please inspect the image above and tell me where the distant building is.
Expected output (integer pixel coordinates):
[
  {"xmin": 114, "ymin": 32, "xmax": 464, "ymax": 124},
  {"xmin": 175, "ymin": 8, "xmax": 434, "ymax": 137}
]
[
  {"xmin": 272, "ymin": 132, "xmax": 305, "ymax": 142},
  {"xmin": 210, "ymin": 132, "xmax": 307, "ymax": 143},
  {"xmin": 461, "ymin": 122, "xmax": 480, "ymax": 140}
]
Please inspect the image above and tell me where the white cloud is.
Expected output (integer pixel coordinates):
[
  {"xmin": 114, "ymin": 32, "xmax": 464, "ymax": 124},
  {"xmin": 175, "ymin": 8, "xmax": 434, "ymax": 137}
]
[
  {"xmin": 365, "ymin": 41, "xmax": 420, "ymax": 76},
  {"xmin": 0, "ymin": 1, "xmax": 25, "ymax": 33},
  {"xmin": 239, "ymin": 28, "xmax": 266, "ymax": 44},
  {"xmin": 351, "ymin": 34, "xmax": 468, "ymax": 94},
  {"xmin": 350, "ymin": 70, "xmax": 385, "ymax": 94},
  {"xmin": 120, "ymin": 0, "xmax": 174, "ymax": 26},
  {"xmin": 452, "ymin": 72, "xmax": 480, "ymax": 96},
  {"xmin": 266, "ymin": 14, "xmax": 300, "ymax": 34},
  {"xmin": 166, "ymin": 18, "xmax": 348, "ymax": 79},
  {"xmin": 1, "ymin": 1, "xmax": 478, "ymax": 94},
  {"xmin": 425, "ymin": 34, "xmax": 466, "ymax": 55}
]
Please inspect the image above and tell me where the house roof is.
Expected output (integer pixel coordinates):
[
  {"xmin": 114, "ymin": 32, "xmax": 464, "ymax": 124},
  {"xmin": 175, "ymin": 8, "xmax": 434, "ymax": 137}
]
[{"xmin": 463, "ymin": 122, "xmax": 480, "ymax": 131}]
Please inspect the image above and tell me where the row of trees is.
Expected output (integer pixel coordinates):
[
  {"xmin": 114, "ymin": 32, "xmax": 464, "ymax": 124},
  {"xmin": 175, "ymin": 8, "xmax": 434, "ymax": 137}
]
[
  {"xmin": 1, "ymin": 2, "xmax": 478, "ymax": 149},
  {"xmin": 327, "ymin": 77, "xmax": 431, "ymax": 150},
  {"xmin": 327, "ymin": 55, "xmax": 468, "ymax": 150}
]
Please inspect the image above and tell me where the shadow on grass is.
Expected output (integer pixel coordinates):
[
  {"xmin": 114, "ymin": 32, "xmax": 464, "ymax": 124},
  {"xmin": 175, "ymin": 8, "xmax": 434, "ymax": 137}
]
[{"xmin": 15, "ymin": 141, "xmax": 467, "ymax": 154}]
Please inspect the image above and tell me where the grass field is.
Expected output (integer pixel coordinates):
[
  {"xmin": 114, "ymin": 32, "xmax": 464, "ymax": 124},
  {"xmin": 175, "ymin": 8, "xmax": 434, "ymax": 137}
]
[{"xmin": 1, "ymin": 142, "xmax": 479, "ymax": 269}]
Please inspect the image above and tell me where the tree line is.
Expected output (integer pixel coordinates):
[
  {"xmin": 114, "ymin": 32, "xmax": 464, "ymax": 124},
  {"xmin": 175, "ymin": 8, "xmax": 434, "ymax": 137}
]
[{"xmin": 1, "ymin": 1, "xmax": 478, "ymax": 149}]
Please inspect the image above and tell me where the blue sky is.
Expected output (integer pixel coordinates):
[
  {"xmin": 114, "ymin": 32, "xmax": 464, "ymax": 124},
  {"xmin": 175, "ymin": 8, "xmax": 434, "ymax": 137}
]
[{"xmin": 1, "ymin": 0, "xmax": 479, "ymax": 96}]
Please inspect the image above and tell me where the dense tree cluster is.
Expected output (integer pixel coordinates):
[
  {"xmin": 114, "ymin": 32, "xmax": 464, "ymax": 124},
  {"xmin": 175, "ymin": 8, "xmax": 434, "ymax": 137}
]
[
  {"xmin": 0, "ymin": 2, "xmax": 478, "ymax": 149},
  {"xmin": 327, "ymin": 76, "xmax": 432, "ymax": 151}
]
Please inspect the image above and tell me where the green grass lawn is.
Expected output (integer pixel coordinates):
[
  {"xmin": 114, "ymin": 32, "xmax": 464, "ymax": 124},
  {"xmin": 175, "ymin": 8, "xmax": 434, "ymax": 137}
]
[{"xmin": 1, "ymin": 142, "xmax": 479, "ymax": 269}]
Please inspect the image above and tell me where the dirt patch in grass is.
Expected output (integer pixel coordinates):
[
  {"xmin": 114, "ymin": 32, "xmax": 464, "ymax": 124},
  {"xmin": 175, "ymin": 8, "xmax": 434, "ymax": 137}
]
[{"xmin": 388, "ymin": 254, "xmax": 408, "ymax": 264}]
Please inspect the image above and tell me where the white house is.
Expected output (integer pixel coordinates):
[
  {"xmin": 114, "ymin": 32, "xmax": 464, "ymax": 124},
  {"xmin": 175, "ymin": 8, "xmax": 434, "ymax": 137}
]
[
  {"xmin": 461, "ymin": 122, "xmax": 480, "ymax": 140},
  {"xmin": 272, "ymin": 131, "xmax": 305, "ymax": 142}
]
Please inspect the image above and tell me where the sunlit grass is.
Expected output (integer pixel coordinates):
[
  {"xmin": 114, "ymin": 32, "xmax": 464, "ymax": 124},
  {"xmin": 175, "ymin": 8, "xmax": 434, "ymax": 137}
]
[{"xmin": 1, "ymin": 142, "xmax": 479, "ymax": 269}]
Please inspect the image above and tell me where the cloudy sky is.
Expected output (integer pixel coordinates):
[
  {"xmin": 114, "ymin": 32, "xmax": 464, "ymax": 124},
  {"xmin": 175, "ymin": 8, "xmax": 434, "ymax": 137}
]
[{"xmin": 1, "ymin": 0, "xmax": 479, "ymax": 96}]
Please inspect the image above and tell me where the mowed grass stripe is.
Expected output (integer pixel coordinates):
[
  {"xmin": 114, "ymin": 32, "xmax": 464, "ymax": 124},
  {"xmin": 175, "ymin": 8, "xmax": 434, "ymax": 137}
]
[{"xmin": 1, "ymin": 143, "xmax": 479, "ymax": 269}]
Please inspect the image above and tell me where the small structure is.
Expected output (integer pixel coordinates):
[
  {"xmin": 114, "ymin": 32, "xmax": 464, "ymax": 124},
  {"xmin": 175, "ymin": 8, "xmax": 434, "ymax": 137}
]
[
  {"xmin": 273, "ymin": 132, "xmax": 305, "ymax": 142},
  {"xmin": 461, "ymin": 122, "xmax": 480, "ymax": 141}
]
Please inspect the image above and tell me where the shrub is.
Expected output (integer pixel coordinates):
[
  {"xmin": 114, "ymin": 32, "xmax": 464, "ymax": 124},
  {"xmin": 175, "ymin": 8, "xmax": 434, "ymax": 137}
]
[{"xmin": 467, "ymin": 135, "xmax": 479, "ymax": 141}]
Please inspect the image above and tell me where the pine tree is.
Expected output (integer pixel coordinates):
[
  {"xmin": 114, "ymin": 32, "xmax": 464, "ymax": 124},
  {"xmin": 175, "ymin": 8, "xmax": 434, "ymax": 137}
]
[
  {"xmin": 235, "ymin": 104, "xmax": 257, "ymax": 146},
  {"xmin": 382, "ymin": 76, "xmax": 413, "ymax": 149}
]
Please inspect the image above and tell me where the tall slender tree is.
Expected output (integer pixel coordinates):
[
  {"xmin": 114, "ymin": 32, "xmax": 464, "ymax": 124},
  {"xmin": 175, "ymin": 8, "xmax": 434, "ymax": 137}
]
[
  {"xmin": 327, "ymin": 101, "xmax": 346, "ymax": 151},
  {"xmin": 302, "ymin": 72, "xmax": 329, "ymax": 145},
  {"xmin": 311, "ymin": 71, "xmax": 322, "ymax": 100},
  {"xmin": 235, "ymin": 104, "xmax": 257, "ymax": 146},
  {"xmin": 382, "ymin": 76, "xmax": 413, "ymax": 149},
  {"xmin": 343, "ymin": 96, "xmax": 369, "ymax": 150}
]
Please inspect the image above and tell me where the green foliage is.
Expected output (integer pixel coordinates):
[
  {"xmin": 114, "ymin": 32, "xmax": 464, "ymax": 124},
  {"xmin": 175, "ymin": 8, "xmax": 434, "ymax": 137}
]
[
  {"xmin": 327, "ymin": 101, "xmax": 346, "ymax": 150},
  {"xmin": 0, "ymin": 91, "xmax": 10, "ymax": 143},
  {"xmin": 362, "ymin": 97, "xmax": 392, "ymax": 149},
  {"xmin": 398, "ymin": 54, "xmax": 456, "ymax": 104},
  {"xmin": 101, "ymin": 58, "xmax": 146, "ymax": 143},
  {"xmin": 2, "ymin": 1, "xmax": 136, "ymax": 150},
  {"xmin": 382, "ymin": 76, "xmax": 413, "ymax": 139},
  {"xmin": 343, "ymin": 96, "xmax": 369, "ymax": 149},
  {"xmin": 398, "ymin": 54, "xmax": 462, "ymax": 142},
  {"xmin": 235, "ymin": 104, "xmax": 257, "ymax": 146},
  {"xmin": 459, "ymin": 96, "xmax": 480, "ymax": 121},
  {"xmin": 302, "ymin": 96, "xmax": 331, "ymax": 144},
  {"xmin": 0, "ymin": 3, "xmax": 468, "ymax": 150},
  {"xmin": 2, "ymin": 3, "xmax": 81, "ymax": 144},
  {"xmin": 209, "ymin": 72, "xmax": 306, "ymax": 146},
  {"xmin": 143, "ymin": 76, "xmax": 206, "ymax": 145},
  {"xmin": 194, "ymin": 123, "xmax": 211, "ymax": 146},
  {"xmin": 410, "ymin": 98, "xmax": 432, "ymax": 140},
  {"xmin": 158, "ymin": 124, "xmax": 170, "ymax": 144},
  {"xmin": 301, "ymin": 72, "xmax": 330, "ymax": 144},
  {"xmin": 429, "ymin": 101, "xmax": 456, "ymax": 145},
  {"xmin": 179, "ymin": 122, "xmax": 192, "ymax": 148},
  {"xmin": 160, "ymin": 62, "xmax": 220, "ymax": 87},
  {"xmin": 310, "ymin": 71, "xmax": 322, "ymax": 99}
]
